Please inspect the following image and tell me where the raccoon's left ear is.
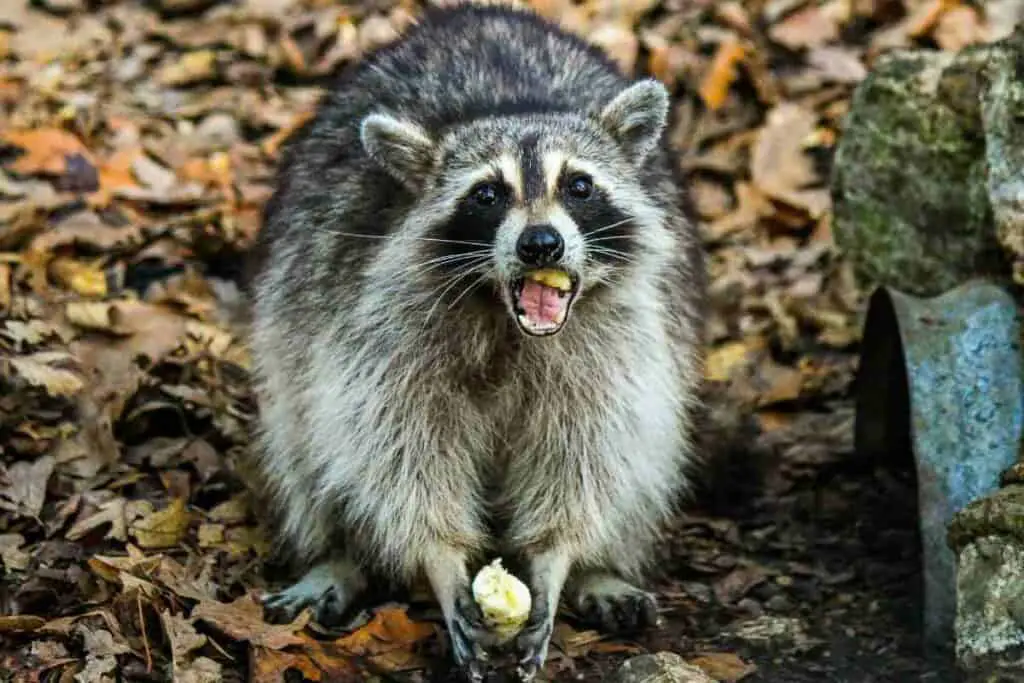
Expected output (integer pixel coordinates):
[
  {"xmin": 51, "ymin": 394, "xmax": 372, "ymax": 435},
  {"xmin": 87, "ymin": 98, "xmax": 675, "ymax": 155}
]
[
  {"xmin": 598, "ymin": 79, "xmax": 670, "ymax": 164},
  {"xmin": 360, "ymin": 113, "xmax": 437, "ymax": 190}
]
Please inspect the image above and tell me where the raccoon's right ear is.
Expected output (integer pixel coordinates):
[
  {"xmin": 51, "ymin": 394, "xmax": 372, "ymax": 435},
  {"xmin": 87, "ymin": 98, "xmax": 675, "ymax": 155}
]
[{"xmin": 360, "ymin": 113, "xmax": 437, "ymax": 190}]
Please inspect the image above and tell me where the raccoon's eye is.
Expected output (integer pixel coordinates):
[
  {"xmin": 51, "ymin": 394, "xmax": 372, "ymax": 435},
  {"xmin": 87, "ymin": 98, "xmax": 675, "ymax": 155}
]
[
  {"xmin": 470, "ymin": 182, "xmax": 503, "ymax": 207},
  {"xmin": 566, "ymin": 174, "xmax": 594, "ymax": 200}
]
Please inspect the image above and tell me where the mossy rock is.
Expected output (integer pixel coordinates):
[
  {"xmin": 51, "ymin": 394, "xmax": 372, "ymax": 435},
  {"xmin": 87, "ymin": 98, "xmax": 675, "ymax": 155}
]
[{"xmin": 831, "ymin": 45, "xmax": 1013, "ymax": 297}]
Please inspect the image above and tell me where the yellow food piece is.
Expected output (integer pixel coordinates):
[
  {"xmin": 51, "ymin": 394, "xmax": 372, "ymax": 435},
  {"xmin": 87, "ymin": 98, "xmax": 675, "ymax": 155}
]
[
  {"xmin": 526, "ymin": 268, "xmax": 571, "ymax": 292},
  {"xmin": 472, "ymin": 558, "xmax": 531, "ymax": 643}
]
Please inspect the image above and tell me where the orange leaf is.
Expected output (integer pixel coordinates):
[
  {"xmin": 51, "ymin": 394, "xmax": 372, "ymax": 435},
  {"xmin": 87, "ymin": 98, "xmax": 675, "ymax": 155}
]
[
  {"xmin": 1, "ymin": 128, "xmax": 92, "ymax": 176},
  {"xmin": 699, "ymin": 38, "xmax": 746, "ymax": 111},
  {"xmin": 251, "ymin": 648, "xmax": 333, "ymax": 683},
  {"xmin": 330, "ymin": 606, "xmax": 436, "ymax": 672}
]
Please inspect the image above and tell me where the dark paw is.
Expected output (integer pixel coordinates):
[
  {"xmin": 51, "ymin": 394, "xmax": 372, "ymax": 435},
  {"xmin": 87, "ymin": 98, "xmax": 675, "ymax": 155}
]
[
  {"xmin": 449, "ymin": 589, "xmax": 493, "ymax": 681},
  {"xmin": 262, "ymin": 584, "xmax": 347, "ymax": 628},
  {"xmin": 513, "ymin": 609, "xmax": 553, "ymax": 682},
  {"xmin": 579, "ymin": 588, "xmax": 658, "ymax": 634}
]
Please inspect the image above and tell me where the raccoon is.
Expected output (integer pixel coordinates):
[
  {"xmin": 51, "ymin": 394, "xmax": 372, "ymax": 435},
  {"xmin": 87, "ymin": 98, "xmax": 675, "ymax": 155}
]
[{"xmin": 245, "ymin": 2, "xmax": 706, "ymax": 680}]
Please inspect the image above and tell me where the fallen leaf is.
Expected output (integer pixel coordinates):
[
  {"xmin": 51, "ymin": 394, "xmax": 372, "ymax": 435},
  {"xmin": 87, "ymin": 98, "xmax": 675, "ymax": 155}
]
[
  {"xmin": 0, "ymin": 455, "xmax": 55, "ymax": 517},
  {"xmin": 934, "ymin": 5, "xmax": 984, "ymax": 50},
  {"xmin": 81, "ymin": 628, "xmax": 132, "ymax": 657},
  {"xmin": 0, "ymin": 533, "xmax": 30, "ymax": 571},
  {"xmin": 130, "ymin": 498, "xmax": 191, "ymax": 549},
  {"xmin": 699, "ymin": 37, "xmax": 746, "ymax": 111},
  {"xmin": 192, "ymin": 593, "xmax": 309, "ymax": 650},
  {"xmin": 74, "ymin": 654, "xmax": 117, "ymax": 683},
  {"xmin": 587, "ymin": 22, "xmax": 639, "ymax": 74},
  {"xmin": 160, "ymin": 610, "xmax": 211, "ymax": 680},
  {"xmin": 251, "ymin": 648, "xmax": 337, "ymax": 683},
  {"xmin": 0, "ymin": 615, "xmax": 46, "ymax": 632},
  {"xmin": 50, "ymin": 258, "xmax": 108, "ymax": 297},
  {"xmin": 751, "ymin": 103, "xmax": 830, "ymax": 217},
  {"xmin": 769, "ymin": 5, "xmax": 840, "ymax": 49},
  {"xmin": 6, "ymin": 353, "xmax": 84, "ymax": 397},
  {"xmin": 689, "ymin": 652, "xmax": 757, "ymax": 682},
  {"xmin": 713, "ymin": 565, "xmax": 768, "ymax": 604},
  {"xmin": 158, "ymin": 50, "xmax": 218, "ymax": 86},
  {"xmin": 0, "ymin": 128, "xmax": 92, "ymax": 176},
  {"xmin": 331, "ymin": 606, "xmax": 437, "ymax": 672},
  {"xmin": 66, "ymin": 497, "xmax": 136, "ymax": 542}
]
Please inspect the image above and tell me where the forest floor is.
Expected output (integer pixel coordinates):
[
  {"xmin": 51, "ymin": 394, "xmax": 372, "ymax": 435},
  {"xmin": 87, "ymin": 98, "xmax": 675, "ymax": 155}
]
[{"xmin": 0, "ymin": 0, "xmax": 1008, "ymax": 681}]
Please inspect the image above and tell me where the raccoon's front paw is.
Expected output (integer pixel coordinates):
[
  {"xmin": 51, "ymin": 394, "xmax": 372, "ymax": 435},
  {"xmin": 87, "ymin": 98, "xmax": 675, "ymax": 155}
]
[
  {"xmin": 512, "ymin": 604, "xmax": 554, "ymax": 682},
  {"xmin": 449, "ymin": 587, "xmax": 494, "ymax": 682},
  {"xmin": 573, "ymin": 574, "xmax": 660, "ymax": 634},
  {"xmin": 261, "ymin": 562, "xmax": 361, "ymax": 628}
]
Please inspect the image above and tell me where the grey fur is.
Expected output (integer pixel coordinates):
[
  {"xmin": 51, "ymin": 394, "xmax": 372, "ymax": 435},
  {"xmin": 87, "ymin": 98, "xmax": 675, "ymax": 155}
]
[{"xmin": 244, "ymin": 2, "xmax": 706, "ymax": 680}]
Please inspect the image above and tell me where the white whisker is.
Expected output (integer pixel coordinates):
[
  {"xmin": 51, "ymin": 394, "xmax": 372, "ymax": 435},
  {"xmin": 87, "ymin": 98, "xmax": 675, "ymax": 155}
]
[{"xmin": 318, "ymin": 229, "xmax": 491, "ymax": 248}]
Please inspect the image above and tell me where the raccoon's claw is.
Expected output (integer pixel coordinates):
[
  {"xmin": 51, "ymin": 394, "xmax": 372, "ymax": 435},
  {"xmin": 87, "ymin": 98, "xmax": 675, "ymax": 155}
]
[
  {"xmin": 261, "ymin": 562, "xmax": 361, "ymax": 628},
  {"xmin": 578, "ymin": 586, "xmax": 659, "ymax": 634},
  {"xmin": 449, "ymin": 589, "xmax": 492, "ymax": 681},
  {"xmin": 512, "ymin": 608, "xmax": 553, "ymax": 682}
]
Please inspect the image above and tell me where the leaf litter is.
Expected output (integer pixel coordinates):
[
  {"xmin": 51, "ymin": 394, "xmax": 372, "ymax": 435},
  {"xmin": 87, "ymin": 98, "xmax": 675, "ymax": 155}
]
[{"xmin": 0, "ymin": 0, "xmax": 1008, "ymax": 681}]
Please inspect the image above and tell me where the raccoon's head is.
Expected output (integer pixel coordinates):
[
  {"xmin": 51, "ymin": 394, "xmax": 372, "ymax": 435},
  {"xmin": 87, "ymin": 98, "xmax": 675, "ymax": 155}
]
[{"xmin": 359, "ymin": 79, "xmax": 673, "ymax": 338}]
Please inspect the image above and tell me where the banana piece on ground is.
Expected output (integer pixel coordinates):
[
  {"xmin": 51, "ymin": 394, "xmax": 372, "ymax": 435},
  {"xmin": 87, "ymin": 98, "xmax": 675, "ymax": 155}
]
[{"xmin": 472, "ymin": 558, "xmax": 532, "ymax": 644}]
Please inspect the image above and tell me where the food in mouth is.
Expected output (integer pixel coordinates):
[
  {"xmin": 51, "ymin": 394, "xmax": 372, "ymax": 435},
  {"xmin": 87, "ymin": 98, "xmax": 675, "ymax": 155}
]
[{"xmin": 511, "ymin": 268, "xmax": 578, "ymax": 336}]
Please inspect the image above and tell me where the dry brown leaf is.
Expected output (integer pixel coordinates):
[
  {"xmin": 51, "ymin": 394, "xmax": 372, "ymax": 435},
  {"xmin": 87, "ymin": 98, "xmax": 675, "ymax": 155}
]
[
  {"xmin": 689, "ymin": 652, "xmax": 757, "ymax": 682},
  {"xmin": 6, "ymin": 353, "xmax": 84, "ymax": 397},
  {"xmin": 904, "ymin": 0, "xmax": 948, "ymax": 38},
  {"xmin": 209, "ymin": 493, "xmax": 251, "ymax": 524},
  {"xmin": 130, "ymin": 498, "xmax": 191, "ymax": 548},
  {"xmin": 699, "ymin": 37, "xmax": 746, "ymax": 111},
  {"xmin": 0, "ymin": 615, "xmax": 46, "ymax": 632},
  {"xmin": 934, "ymin": 5, "xmax": 984, "ymax": 50},
  {"xmin": 66, "ymin": 497, "xmax": 138, "ymax": 542},
  {"xmin": 0, "ymin": 263, "xmax": 10, "ymax": 313},
  {"xmin": 331, "ymin": 606, "xmax": 437, "ymax": 672},
  {"xmin": 0, "ymin": 455, "xmax": 55, "ymax": 517},
  {"xmin": 192, "ymin": 593, "xmax": 310, "ymax": 650},
  {"xmin": 82, "ymin": 628, "xmax": 132, "ymax": 657},
  {"xmin": 160, "ymin": 611, "xmax": 209, "ymax": 675},
  {"xmin": 705, "ymin": 339, "xmax": 761, "ymax": 382},
  {"xmin": 751, "ymin": 103, "xmax": 830, "ymax": 217},
  {"xmin": 768, "ymin": 5, "xmax": 840, "ymax": 49},
  {"xmin": 49, "ymin": 258, "xmax": 108, "ymax": 297},
  {"xmin": 0, "ymin": 128, "xmax": 92, "ymax": 176},
  {"xmin": 806, "ymin": 46, "xmax": 867, "ymax": 83},
  {"xmin": 587, "ymin": 22, "xmax": 639, "ymax": 74},
  {"xmin": 251, "ymin": 647, "xmax": 349, "ymax": 683},
  {"xmin": 158, "ymin": 50, "xmax": 218, "ymax": 86},
  {"xmin": 0, "ymin": 533, "xmax": 30, "ymax": 571}
]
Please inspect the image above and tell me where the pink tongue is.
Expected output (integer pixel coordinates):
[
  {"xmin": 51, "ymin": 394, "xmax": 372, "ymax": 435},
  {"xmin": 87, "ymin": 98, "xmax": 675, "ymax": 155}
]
[{"xmin": 519, "ymin": 280, "xmax": 566, "ymax": 324}]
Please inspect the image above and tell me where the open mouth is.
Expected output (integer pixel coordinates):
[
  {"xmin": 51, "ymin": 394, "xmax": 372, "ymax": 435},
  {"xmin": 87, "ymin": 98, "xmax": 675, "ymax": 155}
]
[{"xmin": 509, "ymin": 268, "xmax": 580, "ymax": 337}]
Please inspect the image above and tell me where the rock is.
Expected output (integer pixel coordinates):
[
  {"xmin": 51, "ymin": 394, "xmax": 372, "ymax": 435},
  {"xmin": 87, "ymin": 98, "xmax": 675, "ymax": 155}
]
[
  {"xmin": 830, "ymin": 28, "xmax": 1024, "ymax": 296},
  {"xmin": 605, "ymin": 652, "xmax": 717, "ymax": 683},
  {"xmin": 950, "ymin": 531, "xmax": 1024, "ymax": 674},
  {"xmin": 948, "ymin": 488, "xmax": 1024, "ymax": 672}
]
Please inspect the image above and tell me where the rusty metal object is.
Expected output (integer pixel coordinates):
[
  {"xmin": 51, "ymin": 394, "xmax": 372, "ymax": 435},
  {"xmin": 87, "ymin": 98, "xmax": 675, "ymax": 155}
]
[{"xmin": 854, "ymin": 279, "xmax": 1024, "ymax": 649}]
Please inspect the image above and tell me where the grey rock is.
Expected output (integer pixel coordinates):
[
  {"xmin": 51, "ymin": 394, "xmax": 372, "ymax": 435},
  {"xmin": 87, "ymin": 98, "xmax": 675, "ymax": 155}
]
[
  {"xmin": 604, "ymin": 653, "xmax": 717, "ymax": 683},
  {"xmin": 953, "ymin": 534, "xmax": 1024, "ymax": 666},
  {"xmin": 830, "ymin": 30, "xmax": 1024, "ymax": 296}
]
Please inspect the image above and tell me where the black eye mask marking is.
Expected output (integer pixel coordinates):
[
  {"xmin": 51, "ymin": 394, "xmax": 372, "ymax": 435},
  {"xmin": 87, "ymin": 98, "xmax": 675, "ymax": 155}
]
[
  {"xmin": 437, "ymin": 177, "xmax": 510, "ymax": 262},
  {"xmin": 557, "ymin": 169, "xmax": 633, "ymax": 266}
]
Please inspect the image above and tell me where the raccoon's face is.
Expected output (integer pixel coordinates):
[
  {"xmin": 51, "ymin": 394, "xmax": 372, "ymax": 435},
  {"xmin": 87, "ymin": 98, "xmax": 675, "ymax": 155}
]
[{"xmin": 360, "ymin": 79, "xmax": 671, "ymax": 337}]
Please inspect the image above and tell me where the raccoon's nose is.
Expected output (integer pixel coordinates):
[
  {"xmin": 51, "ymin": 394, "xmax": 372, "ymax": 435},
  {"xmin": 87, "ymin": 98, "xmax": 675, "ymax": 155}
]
[{"xmin": 516, "ymin": 225, "xmax": 565, "ymax": 266}]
